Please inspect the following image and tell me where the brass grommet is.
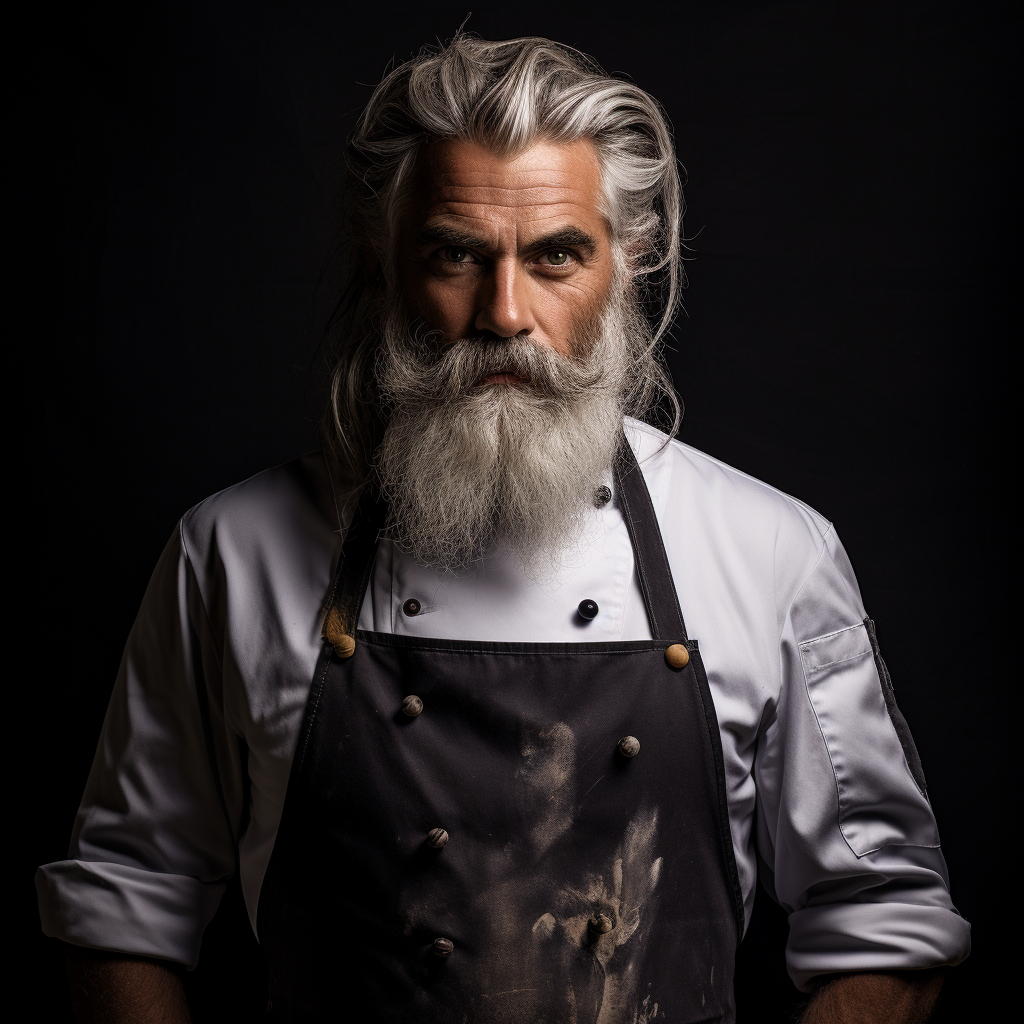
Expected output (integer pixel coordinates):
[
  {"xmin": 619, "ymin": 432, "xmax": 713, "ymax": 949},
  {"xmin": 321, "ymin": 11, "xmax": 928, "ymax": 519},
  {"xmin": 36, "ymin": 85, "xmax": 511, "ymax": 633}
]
[
  {"xmin": 427, "ymin": 828, "xmax": 449, "ymax": 849},
  {"xmin": 617, "ymin": 735, "xmax": 641, "ymax": 758},
  {"xmin": 402, "ymin": 695, "xmax": 424, "ymax": 717}
]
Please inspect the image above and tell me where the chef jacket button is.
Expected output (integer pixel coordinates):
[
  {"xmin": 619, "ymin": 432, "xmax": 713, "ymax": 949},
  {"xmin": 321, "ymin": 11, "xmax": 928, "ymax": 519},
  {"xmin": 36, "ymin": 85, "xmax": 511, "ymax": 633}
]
[
  {"xmin": 593, "ymin": 485, "xmax": 612, "ymax": 508},
  {"xmin": 588, "ymin": 913, "xmax": 614, "ymax": 936},
  {"xmin": 577, "ymin": 599, "xmax": 599, "ymax": 621},
  {"xmin": 427, "ymin": 828, "xmax": 448, "ymax": 849},
  {"xmin": 433, "ymin": 937, "xmax": 454, "ymax": 957},
  {"xmin": 401, "ymin": 695, "xmax": 424, "ymax": 717},
  {"xmin": 403, "ymin": 598, "xmax": 421, "ymax": 616},
  {"xmin": 665, "ymin": 643, "xmax": 690, "ymax": 669},
  {"xmin": 334, "ymin": 634, "xmax": 356, "ymax": 659},
  {"xmin": 617, "ymin": 735, "xmax": 640, "ymax": 758}
]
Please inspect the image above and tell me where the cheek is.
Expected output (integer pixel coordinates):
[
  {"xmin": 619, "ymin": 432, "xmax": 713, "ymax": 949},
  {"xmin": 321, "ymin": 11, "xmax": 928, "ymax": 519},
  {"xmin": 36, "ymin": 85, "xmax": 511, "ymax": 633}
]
[
  {"xmin": 423, "ymin": 283, "xmax": 478, "ymax": 334},
  {"xmin": 401, "ymin": 269, "xmax": 472, "ymax": 331},
  {"xmin": 533, "ymin": 278, "xmax": 609, "ymax": 336}
]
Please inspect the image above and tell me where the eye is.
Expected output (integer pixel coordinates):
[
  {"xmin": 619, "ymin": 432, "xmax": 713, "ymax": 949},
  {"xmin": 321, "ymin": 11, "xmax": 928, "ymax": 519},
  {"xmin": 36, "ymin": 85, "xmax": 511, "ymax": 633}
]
[
  {"xmin": 439, "ymin": 246, "xmax": 475, "ymax": 264},
  {"xmin": 541, "ymin": 249, "xmax": 571, "ymax": 266}
]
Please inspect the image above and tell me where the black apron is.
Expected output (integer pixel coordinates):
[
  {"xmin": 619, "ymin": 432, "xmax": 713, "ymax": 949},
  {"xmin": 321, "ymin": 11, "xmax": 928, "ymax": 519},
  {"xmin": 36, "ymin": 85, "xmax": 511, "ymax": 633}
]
[{"xmin": 258, "ymin": 443, "xmax": 744, "ymax": 1023}]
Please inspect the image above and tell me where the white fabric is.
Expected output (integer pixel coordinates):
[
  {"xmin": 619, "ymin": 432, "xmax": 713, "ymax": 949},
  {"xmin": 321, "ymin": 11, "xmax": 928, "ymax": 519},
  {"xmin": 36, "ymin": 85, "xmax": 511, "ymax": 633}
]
[{"xmin": 36, "ymin": 419, "xmax": 970, "ymax": 988}]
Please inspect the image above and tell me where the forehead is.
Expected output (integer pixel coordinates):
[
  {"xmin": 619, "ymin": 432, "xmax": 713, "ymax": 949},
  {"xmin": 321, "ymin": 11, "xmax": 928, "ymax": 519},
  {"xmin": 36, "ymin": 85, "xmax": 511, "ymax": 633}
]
[{"xmin": 405, "ymin": 138, "xmax": 607, "ymax": 241}]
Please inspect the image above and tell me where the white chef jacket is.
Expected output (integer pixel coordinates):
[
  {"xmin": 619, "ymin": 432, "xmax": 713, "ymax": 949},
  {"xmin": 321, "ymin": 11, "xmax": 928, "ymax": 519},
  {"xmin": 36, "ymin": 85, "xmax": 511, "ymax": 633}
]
[{"xmin": 36, "ymin": 419, "xmax": 970, "ymax": 990}]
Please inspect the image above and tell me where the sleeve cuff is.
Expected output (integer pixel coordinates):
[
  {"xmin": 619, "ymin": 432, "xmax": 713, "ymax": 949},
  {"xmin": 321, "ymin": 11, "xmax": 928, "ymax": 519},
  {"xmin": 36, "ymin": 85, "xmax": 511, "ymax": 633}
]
[
  {"xmin": 36, "ymin": 860, "xmax": 226, "ymax": 969},
  {"xmin": 786, "ymin": 901, "xmax": 971, "ymax": 991}
]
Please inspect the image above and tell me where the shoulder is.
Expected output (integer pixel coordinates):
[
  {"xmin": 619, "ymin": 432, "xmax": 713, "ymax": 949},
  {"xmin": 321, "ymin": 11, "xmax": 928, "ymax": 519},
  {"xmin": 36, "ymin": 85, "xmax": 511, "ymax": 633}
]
[
  {"xmin": 626, "ymin": 418, "xmax": 831, "ymax": 543},
  {"xmin": 625, "ymin": 419, "xmax": 850, "ymax": 624},
  {"xmin": 179, "ymin": 450, "xmax": 349, "ymax": 587}
]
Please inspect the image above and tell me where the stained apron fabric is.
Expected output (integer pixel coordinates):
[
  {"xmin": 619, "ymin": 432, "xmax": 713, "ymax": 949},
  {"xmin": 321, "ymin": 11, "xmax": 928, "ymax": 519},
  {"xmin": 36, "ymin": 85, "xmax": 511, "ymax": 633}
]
[{"xmin": 258, "ymin": 444, "xmax": 743, "ymax": 1023}]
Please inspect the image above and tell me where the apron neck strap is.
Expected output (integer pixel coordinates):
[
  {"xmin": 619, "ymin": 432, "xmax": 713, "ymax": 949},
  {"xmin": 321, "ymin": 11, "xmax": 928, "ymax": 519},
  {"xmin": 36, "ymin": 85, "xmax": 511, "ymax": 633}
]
[
  {"xmin": 613, "ymin": 437, "xmax": 689, "ymax": 644},
  {"xmin": 322, "ymin": 433, "xmax": 689, "ymax": 645},
  {"xmin": 321, "ymin": 484, "xmax": 384, "ymax": 643}
]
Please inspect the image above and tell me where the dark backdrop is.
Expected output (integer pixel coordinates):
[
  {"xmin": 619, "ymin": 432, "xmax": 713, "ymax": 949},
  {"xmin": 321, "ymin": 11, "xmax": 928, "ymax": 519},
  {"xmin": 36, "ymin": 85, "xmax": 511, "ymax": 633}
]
[{"xmin": 30, "ymin": 2, "xmax": 1015, "ymax": 1021}]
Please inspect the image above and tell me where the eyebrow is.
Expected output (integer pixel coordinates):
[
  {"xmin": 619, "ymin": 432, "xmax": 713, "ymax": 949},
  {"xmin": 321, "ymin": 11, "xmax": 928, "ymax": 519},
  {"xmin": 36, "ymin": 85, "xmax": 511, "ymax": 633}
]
[
  {"xmin": 415, "ymin": 223, "xmax": 598, "ymax": 258},
  {"xmin": 416, "ymin": 224, "xmax": 491, "ymax": 250}
]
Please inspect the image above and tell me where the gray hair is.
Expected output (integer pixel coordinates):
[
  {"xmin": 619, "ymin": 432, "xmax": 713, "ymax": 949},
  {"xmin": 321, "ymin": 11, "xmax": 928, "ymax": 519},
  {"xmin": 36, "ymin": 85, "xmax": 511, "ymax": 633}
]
[{"xmin": 323, "ymin": 33, "xmax": 685, "ymax": 480}]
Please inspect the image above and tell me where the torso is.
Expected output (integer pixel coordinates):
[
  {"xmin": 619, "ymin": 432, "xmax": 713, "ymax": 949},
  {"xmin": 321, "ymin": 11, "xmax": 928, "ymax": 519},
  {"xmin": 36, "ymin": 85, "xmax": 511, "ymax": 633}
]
[{"xmin": 257, "ymin": 442, "xmax": 743, "ymax": 1022}]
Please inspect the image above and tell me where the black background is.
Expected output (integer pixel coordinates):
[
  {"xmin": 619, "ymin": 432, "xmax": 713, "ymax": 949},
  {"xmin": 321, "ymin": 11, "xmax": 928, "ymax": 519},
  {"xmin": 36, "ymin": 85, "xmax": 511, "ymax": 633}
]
[{"xmin": 28, "ymin": 2, "xmax": 1014, "ymax": 1021}]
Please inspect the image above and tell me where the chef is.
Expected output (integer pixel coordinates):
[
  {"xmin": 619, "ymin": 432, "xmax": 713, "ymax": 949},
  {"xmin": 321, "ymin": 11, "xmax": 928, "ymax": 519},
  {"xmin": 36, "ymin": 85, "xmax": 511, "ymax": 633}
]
[{"xmin": 38, "ymin": 33, "xmax": 970, "ymax": 1024}]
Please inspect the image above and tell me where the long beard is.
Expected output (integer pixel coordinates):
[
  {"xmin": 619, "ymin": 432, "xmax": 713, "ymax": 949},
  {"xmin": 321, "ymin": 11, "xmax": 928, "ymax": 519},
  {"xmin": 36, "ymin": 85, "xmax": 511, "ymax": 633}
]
[{"xmin": 373, "ymin": 290, "xmax": 640, "ymax": 572}]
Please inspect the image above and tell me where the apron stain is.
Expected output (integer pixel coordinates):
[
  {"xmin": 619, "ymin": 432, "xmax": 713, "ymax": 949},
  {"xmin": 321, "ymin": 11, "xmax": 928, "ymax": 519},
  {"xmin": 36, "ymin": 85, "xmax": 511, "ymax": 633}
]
[{"xmin": 518, "ymin": 721, "xmax": 577, "ymax": 857}]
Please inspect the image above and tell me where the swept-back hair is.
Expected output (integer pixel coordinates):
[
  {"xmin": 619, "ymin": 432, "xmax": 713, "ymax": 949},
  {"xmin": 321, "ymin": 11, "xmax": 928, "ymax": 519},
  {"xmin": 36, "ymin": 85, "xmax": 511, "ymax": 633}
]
[{"xmin": 323, "ymin": 33, "xmax": 685, "ymax": 479}]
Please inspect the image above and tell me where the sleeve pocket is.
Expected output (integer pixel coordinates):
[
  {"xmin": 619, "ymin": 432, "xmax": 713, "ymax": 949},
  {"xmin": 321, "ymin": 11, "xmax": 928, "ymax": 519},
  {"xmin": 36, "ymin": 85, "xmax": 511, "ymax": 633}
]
[{"xmin": 799, "ymin": 622, "xmax": 940, "ymax": 857}]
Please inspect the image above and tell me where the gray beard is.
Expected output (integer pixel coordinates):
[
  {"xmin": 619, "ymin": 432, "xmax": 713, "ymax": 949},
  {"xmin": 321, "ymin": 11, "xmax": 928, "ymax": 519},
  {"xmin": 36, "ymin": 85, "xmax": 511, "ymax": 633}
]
[{"xmin": 373, "ymin": 290, "xmax": 640, "ymax": 573}]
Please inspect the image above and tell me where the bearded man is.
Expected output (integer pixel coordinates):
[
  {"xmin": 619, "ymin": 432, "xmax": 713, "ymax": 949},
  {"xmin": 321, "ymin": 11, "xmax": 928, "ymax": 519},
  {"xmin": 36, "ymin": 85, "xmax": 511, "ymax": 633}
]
[{"xmin": 38, "ymin": 34, "xmax": 970, "ymax": 1024}]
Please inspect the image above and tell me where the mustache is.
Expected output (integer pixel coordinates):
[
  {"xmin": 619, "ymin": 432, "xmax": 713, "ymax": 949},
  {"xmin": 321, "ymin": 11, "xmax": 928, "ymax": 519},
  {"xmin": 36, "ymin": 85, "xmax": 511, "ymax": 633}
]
[
  {"xmin": 441, "ymin": 336, "xmax": 556, "ymax": 381},
  {"xmin": 380, "ymin": 331, "xmax": 581, "ymax": 407},
  {"xmin": 381, "ymin": 333, "xmax": 603, "ymax": 407}
]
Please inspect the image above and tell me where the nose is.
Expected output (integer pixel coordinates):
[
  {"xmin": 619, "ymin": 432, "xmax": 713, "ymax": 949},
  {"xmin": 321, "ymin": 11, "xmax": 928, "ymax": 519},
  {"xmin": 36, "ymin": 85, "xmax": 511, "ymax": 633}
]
[{"xmin": 474, "ymin": 258, "xmax": 536, "ymax": 339}]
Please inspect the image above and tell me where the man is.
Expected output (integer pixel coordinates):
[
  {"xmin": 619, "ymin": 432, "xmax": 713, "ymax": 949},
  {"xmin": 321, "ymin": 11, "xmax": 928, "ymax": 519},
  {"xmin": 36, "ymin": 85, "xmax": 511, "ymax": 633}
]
[{"xmin": 38, "ymin": 34, "xmax": 970, "ymax": 1023}]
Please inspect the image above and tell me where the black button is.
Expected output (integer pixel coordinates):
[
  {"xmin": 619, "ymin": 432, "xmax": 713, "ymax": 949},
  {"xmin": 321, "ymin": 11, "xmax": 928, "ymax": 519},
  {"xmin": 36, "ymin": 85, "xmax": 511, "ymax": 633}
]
[
  {"xmin": 593, "ymin": 485, "xmax": 612, "ymax": 508},
  {"xmin": 577, "ymin": 599, "xmax": 599, "ymax": 621},
  {"xmin": 401, "ymin": 695, "xmax": 424, "ymax": 717},
  {"xmin": 433, "ymin": 937, "xmax": 454, "ymax": 957},
  {"xmin": 403, "ymin": 598, "xmax": 421, "ymax": 616}
]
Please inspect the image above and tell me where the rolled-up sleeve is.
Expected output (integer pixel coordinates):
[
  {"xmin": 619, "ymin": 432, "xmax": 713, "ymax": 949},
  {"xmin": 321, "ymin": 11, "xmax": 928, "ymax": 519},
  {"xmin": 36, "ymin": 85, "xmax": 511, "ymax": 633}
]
[
  {"xmin": 36, "ymin": 522, "xmax": 239, "ymax": 967},
  {"xmin": 755, "ymin": 526, "xmax": 971, "ymax": 990}
]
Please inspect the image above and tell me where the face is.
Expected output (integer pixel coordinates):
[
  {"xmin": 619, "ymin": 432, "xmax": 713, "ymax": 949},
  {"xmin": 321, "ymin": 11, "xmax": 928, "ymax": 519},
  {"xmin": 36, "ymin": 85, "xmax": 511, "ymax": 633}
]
[{"xmin": 396, "ymin": 138, "xmax": 615, "ymax": 366}]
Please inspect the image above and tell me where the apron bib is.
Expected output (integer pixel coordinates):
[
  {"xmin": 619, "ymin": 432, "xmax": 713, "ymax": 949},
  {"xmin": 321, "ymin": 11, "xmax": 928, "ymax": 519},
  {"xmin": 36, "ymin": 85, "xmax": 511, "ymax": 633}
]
[{"xmin": 258, "ymin": 443, "xmax": 743, "ymax": 1023}]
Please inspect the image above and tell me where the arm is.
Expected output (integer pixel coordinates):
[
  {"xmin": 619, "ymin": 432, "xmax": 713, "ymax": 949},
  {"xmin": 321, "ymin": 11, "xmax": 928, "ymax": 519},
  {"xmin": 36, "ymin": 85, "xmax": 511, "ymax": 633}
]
[
  {"xmin": 37, "ymin": 524, "xmax": 240, "ymax": 971},
  {"xmin": 65, "ymin": 944, "xmax": 191, "ymax": 1024},
  {"xmin": 800, "ymin": 970, "xmax": 944, "ymax": 1024},
  {"xmin": 755, "ymin": 525, "xmax": 969, "ymax": 991}
]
